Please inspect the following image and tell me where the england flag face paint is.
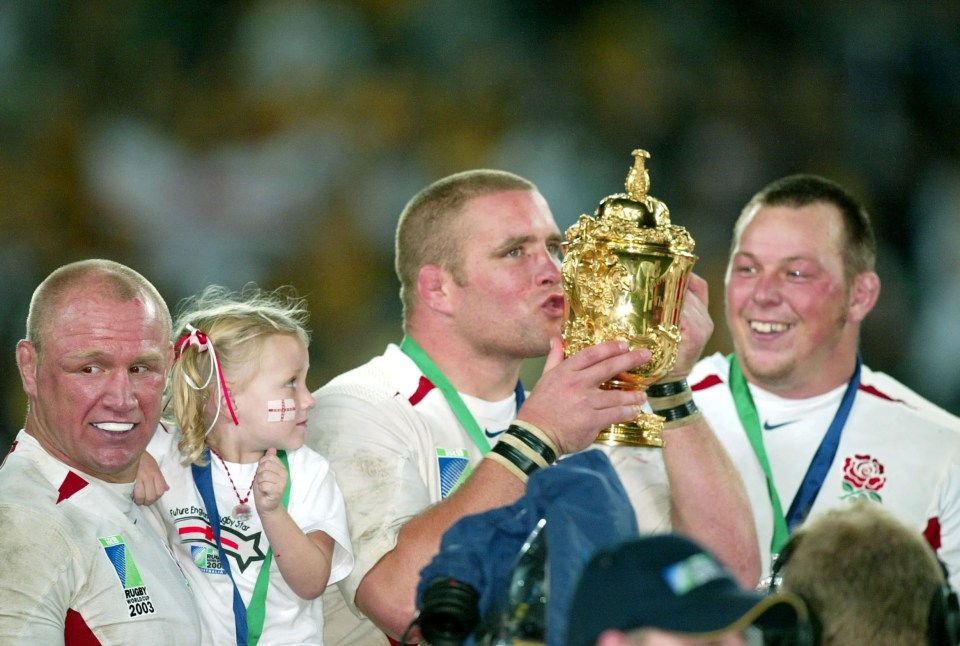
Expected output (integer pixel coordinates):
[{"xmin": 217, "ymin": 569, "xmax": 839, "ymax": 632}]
[{"xmin": 267, "ymin": 399, "xmax": 297, "ymax": 422}]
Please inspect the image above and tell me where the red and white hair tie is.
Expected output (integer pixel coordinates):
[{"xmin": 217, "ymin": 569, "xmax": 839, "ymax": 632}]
[
  {"xmin": 173, "ymin": 323, "xmax": 239, "ymax": 430},
  {"xmin": 175, "ymin": 325, "xmax": 210, "ymax": 357}
]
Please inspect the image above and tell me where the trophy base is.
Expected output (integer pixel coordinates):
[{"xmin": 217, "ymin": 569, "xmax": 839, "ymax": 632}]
[{"xmin": 594, "ymin": 412, "xmax": 665, "ymax": 448}]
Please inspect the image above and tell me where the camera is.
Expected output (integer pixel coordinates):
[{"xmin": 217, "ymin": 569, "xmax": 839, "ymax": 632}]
[{"xmin": 417, "ymin": 577, "xmax": 481, "ymax": 646}]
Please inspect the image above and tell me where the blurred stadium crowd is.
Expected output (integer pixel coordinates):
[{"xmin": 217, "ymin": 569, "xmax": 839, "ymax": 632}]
[{"xmin": 2, "ymin": 0, "xmax": 959, "ymax": 452}]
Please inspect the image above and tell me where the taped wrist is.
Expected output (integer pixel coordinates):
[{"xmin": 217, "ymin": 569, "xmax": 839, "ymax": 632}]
[
  {"xmin": 485, "ymin": 421, "xmax": 558, "ymax": 483},
  {"xmin": 647, "ymin": 379, "xmax": 703, "ymax": 429},
  {"xmin": 508, "ymin": 420, "xmax": 559, "ymax": 464}
]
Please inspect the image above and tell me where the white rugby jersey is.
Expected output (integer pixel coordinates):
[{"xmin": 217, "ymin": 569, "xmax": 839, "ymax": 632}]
[
  {"xmin": 306, "ymin": 343, "xmax": 520, "ymax": 645},
  {"xmin": 689, "ymin": 352, "xmax": 960, "ymax": 588},
  {"xmin": 0, "ymin": 430, "xmax": 203, "ymax": 645}
]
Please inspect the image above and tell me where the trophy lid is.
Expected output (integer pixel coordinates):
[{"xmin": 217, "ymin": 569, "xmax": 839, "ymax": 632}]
[
  {"xmin": 598, "ymin": 149, "xmax": 669, "ymax": 227},
  {"xmin": 569, "ymin": 149, "xmax": 694, "ymax": 255}
]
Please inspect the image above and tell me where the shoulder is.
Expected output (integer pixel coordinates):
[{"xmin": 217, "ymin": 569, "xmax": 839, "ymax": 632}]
[
  {"xmin": 0, "ymin": 433, "xmax": 73, "ymax": 504},
  {"xmin": 315, "ymin": 344, "xmax": 415, "ymax": 402},
  {"xmin": 312, "ymin": 344, "xmax": 435, "ymax": 424},
  {"xmin": 689, "ymin": 352, "xmax": 729, "ymax": 390},
  {"xmin": 860, "ymin": 366, "xmax": 960, "ymax": 420},
  {"xmin": 859, "ymin": 366, "xmax": 960, "ymax": 425},
  {"xmin": 281, "ymin": 447, "xmax": 343, "ymax": 501},
  {"xmin": 0, "ymin": 455, "xmax": 85, "ymax": 558},
  {"xmin": 0, "ymin": 501, "xmax": 73, "ymax": 545},
  {"xmin": 146, "ymin": 424, "xmax": 183, "ymax": 461},
  {"xmin": 285, "ymin": 445, "xmax": 332, "ymax": 472}
]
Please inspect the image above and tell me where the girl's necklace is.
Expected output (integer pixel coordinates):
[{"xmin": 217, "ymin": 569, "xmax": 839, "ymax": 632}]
[{"xmin": 209, "ymin": 447, "xmax": 255, "ymax": 521}]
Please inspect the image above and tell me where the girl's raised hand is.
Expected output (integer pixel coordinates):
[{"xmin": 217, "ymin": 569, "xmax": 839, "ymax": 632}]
[{"xmin": 253, "ymin": 447, "xmax": 288, "ymax": 514}]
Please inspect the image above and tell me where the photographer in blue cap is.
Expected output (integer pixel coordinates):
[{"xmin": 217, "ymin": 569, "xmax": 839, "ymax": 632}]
[{"xmin": 567, "ymin": 534, "xmax": 810, "ymax": 646}]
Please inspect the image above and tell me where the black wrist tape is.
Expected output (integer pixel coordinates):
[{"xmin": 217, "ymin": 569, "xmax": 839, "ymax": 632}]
[
  {"xmin": 490, "ymin": 440, "xmax": 540, "ymax": 480},
  {"xmin": 506, "ymin": 424, "xmax": 558, "ymax": 465},
  {"xmin": 647, "ymin": 379, "xmax": 690, "ymax": 399},
  {"xmin": 653, "ymin": 399, "xmax": 700, "ymax": 422}
]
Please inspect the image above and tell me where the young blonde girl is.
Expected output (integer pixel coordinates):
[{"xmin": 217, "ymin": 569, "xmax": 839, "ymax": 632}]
[{"xmin": 143, "ymin": 285, "xmax": 353, "ymax": 645}]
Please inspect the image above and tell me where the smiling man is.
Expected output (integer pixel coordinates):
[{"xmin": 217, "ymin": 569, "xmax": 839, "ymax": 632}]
[
  {"xmin": 0, "ymin": 259, "xmax": 202, "ymax": 644},
  {"xmin": 687, "ymin": 174, "xmax": 960, "ymax": 589}
]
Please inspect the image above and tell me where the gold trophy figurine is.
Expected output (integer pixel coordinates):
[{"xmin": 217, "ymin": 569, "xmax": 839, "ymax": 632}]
[{"xmin": 561, "ymin": 149, "xmax": 697, "ymax": 447}]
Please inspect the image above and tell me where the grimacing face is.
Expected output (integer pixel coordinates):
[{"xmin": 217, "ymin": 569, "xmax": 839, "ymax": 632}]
[{"xmin": 17, "ymin": 287, "xmax": 172, "ymax": 483}]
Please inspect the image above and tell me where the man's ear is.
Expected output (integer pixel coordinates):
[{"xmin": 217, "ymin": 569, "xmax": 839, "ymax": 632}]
[
  {"xmin": 16, "ymin": 340, "xmax": 39, "ymax": 398},
  {"xmin": 417, "ymin": 264, "xmax": 454, "ymax": 315},
  {"xmin": 847, "ymin": 271, "xmax": 880, "ymax": 324}
]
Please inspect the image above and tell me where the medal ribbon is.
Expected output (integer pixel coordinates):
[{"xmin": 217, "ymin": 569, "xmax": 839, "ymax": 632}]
[
  {"xmin": 399, "ymin": 336, "xmax": 524, "ymax": 455},
  {"xmin": 729, "ymin": 354, "xmax": 861, "ymax": 554},
  {"xmin": 192, "ymin": 450, "xmax": 291, "ymax": 646}
]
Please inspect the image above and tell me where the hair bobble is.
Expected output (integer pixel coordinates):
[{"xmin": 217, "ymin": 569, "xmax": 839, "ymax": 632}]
[
  {"xmin": 175, "ymin": 324, "xmax": 209, "ymax": 358},
  {"xmin": 173, "ymin": 323, "xmax": 239, "ymax": 429}
]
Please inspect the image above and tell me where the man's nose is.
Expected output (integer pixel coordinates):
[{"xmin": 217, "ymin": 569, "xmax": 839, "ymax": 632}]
[
  {"xmin": 752, "ymin": 272, "xmax": 783, "ymax": 304},
  {"xmin": 537, "ymin": 249, "xmax": 562, "ymax": 285},
  {"xmin": 102, "ymin": 370, "xmax": 137, "ymax": 410}
]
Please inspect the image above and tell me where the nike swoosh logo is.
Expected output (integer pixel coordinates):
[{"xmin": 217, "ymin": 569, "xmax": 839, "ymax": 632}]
[
  {"xmin": 763, "ymin": 420, "xmax": 796, "ymax": 431},
  {"xmin": 484, "ymin": 428, "xmax": 507, "ymax": 439}
]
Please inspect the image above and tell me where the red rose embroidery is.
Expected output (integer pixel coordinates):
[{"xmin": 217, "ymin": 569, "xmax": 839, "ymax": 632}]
[{"xmin": 840, "ymin": 454, "xmax": 885, "ymax": 502}]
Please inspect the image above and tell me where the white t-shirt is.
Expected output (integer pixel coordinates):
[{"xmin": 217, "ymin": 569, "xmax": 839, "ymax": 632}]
[{"xmin": 147, "ymin": 427, "xmax": 354, "ymax": 645}]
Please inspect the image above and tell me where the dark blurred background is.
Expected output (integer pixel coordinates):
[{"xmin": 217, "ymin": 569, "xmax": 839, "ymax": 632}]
[{"xmin": 3, "ymin": 0, "xmax": 960, "ymax": 453}]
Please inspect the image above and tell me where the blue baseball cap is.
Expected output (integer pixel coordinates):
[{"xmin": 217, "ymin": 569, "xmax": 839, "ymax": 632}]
[{"xmin": 566, "ymin": 534, "xmax": 808, "ymax": 646}]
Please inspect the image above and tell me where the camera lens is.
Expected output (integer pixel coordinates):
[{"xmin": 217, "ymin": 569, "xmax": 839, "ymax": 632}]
[{"xmin": 418, "ymin": 577, "xmax": 481, "ymax": 646}]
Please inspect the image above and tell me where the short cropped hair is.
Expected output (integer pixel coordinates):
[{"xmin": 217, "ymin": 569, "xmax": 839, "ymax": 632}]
[
  {"xmin": 733, "ymin": 174, "xmax": 877, "ymax": 284},
  {"xmin": 779, "ymin": 503, "xmax": 945, "ymax": 646},
  {"xmin": 167, "ymin": 284, "xmax": 311, "ymax": 465},
  {"xmin": 26, "ymin": 259, "xmax": 171, "ymax": 353},
  {"xmin": 394, "ymin": 169, "xmax": 537, "ymax": 325}
]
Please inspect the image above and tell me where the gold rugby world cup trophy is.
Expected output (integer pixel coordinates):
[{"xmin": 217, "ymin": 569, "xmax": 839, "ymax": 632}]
[{"xmin": 561, "ymin": 149, "xmax": 697, "ymax": 447}]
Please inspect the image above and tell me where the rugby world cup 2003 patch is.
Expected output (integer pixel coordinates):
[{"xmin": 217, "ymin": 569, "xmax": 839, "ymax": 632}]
[
  {"xmin": 99, "ymin": 534, "xmax": 157, "ymax": 618},
  {"xmin": 436, "ymin": 447, "xmax": 472, "ymax": 499}
]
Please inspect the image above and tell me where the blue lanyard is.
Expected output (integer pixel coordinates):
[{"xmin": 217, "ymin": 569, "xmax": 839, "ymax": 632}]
[
  {"xmin": 785, "ymin": 356, "xmax": 861, "ymax": 531},
  {"xmin": 193, "ymin": 453, "xmax": 249, "ymax": 646},
  {"xmin": 729, "ymin": 355, "xmax": 861, "ymax": 552},
  {"xmin": 192, "ymin": 450, "xmax": 291, "ymax": 646}
]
